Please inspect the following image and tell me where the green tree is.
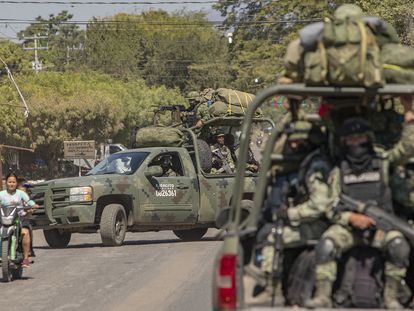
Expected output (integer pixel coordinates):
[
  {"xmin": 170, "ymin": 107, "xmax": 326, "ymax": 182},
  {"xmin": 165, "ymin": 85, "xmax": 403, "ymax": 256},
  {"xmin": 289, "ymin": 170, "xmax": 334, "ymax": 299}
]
[
  {"xmin": 0, "ymin": 71, "xmax": 182, "ymax": 177},
  {"xmin": 18, "ymin": 11, "xmax": 85, "ymax": 71},
  {"xmin": 215, "ymin": 0, "xmax": 414, "ymax": 91},
  {"xmin": 0, "ymin": 40, "xmax": 32, "ymax": 75},
  {"xmin": 84, "ymin": 10, "xmax": 230, "ymax": 91}
]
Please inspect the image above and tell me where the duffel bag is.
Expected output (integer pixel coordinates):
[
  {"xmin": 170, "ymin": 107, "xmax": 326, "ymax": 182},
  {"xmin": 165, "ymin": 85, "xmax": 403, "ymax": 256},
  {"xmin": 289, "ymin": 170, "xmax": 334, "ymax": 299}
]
[
  {"xmin": 209, "ymin": 101, "xmax": 262, "ymax": 117},
  {"xmin": 214, "ymin": 88, "xmax": 255, "ymax": 107},
  {"xmin": 135, "ymin": 126, "xmax": 184, "ymax": 148}
]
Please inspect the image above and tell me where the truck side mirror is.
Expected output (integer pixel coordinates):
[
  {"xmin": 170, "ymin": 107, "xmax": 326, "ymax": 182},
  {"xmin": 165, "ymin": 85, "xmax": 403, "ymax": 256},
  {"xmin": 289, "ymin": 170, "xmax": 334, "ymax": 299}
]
[{"xmin": 145, "ymin": 166, "xmax": 163, "ymax": 178}]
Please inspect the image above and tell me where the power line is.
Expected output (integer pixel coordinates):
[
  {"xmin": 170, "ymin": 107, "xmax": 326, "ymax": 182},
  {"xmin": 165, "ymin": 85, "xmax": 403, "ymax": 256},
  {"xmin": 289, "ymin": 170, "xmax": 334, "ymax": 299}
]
[
  {"xmin": 0, "ymin": 18, "xmax": 321, "ymax": 26},
  {"xmin": 0, "ymin": 0, "xmax": 218, "ymax": 4}
]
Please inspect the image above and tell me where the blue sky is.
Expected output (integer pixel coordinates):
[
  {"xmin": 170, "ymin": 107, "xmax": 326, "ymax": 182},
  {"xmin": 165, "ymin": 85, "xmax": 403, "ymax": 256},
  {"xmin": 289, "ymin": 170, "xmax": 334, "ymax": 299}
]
[{"xmin": 0, "ymin": 1, "xmax": 221, "ymax": 40}]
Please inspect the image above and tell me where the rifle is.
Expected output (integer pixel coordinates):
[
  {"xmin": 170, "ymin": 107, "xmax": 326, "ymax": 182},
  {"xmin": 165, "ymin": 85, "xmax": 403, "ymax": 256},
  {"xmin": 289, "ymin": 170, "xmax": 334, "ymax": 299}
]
[
  {"xmin": 247, "ymin": 147, "xmax": 260, "ymax": 171},
  {"xmin": 336, "ymin": 194, "xmax": 414, "ymax": 245},
  {"xmin": 155, "ymin": 105, "xmax": 187, "ymax": 112},
  {"xmin": 268, "ymin": 176, "xmax": 290, "ymax": 306},
  {"xmin": 212, "ymin": 147, "xmax": 232, "ymax": 174}
]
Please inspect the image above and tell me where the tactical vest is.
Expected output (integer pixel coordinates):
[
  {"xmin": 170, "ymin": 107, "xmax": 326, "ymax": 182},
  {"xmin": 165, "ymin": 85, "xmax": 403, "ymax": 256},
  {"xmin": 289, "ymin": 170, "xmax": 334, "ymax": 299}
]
[{"xmin": 340, "ymin": 157, "xmax": 393, "ymax": 214}]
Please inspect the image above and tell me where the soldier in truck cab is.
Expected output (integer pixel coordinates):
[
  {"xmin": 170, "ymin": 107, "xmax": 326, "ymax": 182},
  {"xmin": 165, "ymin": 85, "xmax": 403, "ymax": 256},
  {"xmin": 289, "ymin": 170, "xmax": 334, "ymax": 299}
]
[{"xmin": 211, "ymin": 132, "xmax": 235, "ymax": 174}]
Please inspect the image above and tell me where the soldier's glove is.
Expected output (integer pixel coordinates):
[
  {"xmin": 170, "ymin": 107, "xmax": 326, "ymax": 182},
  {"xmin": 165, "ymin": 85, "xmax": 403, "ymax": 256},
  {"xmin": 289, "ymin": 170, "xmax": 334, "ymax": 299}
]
[{"xmin": 349, "ymin": 213, "xmax": 376, "ymax": 230}]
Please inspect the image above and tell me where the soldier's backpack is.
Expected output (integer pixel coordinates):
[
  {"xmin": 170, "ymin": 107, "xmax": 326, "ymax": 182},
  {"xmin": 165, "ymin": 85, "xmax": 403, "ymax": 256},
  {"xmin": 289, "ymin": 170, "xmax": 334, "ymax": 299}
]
[
  {"xmin": 134, "ymin": 126, "xmax": 184, "ymax": 148},
  {"xmin": 304, "ymin": 12, "xmax": 383, "ymax": 87},
  {"xmin": 334, "ymin": 247, "xmax": 384, "ymax": 308},
  {"xmin": 283, "ymin": 5, "xmax": 402, "ymax": 87}
]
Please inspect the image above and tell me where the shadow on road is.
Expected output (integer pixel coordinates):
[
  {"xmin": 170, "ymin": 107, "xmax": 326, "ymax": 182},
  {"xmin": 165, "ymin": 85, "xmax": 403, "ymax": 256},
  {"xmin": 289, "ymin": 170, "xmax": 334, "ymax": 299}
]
[
  {"xmin": 0, "ymin": 276, "xmax": 34, "ymax": 284},
  {"xmin": 34, "ymin": 236, "xmax": 220, "ymax": 250}
]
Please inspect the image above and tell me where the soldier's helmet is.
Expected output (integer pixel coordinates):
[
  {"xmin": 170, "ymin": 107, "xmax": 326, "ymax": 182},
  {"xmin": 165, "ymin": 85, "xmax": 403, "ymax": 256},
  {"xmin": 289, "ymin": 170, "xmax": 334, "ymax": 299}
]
[
  {"xmin": 338, "ymin": 117, "xmax": 374, "ymax": 140},
  {"xmin": 187, "ymin": 91, "xmax": 201, "ymax": 107},
  {"xmin": 187, "ymin": 91, "xmax": 200, "ymax": 100},
  {"xmin": 215, "ymin": 129, "xmax": 226, "ymax": 139},
  {"xmin": 288, "ymin": 120, "xmax": 325, "ymax": 145},
  {"xmin": 160, "ymin": 155, "xmax": 172, "ymax": 171}
]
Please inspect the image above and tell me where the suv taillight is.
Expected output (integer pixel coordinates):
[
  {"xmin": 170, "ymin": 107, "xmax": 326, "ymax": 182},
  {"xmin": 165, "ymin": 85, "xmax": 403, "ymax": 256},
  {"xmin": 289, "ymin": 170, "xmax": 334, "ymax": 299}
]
[{"xmin": 216, "ymin": 254, "xmax": 237, "ymax": 310}]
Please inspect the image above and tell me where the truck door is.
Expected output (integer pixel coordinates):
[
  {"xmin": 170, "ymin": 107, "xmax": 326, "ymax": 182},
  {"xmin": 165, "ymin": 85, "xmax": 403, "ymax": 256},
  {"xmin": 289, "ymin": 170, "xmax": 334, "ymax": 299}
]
[{"xmin": 140, "ymin": 151, "xmax": 198, "ymax": 223}]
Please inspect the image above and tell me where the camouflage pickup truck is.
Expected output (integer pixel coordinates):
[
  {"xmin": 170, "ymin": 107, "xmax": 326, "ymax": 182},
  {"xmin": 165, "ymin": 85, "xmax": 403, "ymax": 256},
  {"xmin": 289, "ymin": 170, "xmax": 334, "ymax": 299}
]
[{"xmin": 31, "ymin": 118, "xmax": 272, "ymax": 248}]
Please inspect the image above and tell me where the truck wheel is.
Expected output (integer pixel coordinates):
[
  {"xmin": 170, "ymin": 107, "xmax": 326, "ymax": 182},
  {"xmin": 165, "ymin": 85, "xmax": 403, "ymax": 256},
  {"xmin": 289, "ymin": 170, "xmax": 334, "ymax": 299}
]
[
  {"xmin": 100, "ymin": 204, "xmax": 127, "ymax": 247},
  {"xmin": 43, "ymin": 229, "xmax": 71, "ymax": 248},
  {"xmin": 197, "ymin": 139, "xmax": 212, "ymax": 173},
  {"xmin": 173, "ymin": 228, "xmax": 207, "ymax": 241}
]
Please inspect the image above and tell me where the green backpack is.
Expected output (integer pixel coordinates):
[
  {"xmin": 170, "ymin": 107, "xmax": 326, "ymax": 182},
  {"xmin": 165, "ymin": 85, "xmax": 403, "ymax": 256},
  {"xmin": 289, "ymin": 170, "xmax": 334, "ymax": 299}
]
[{"xmin": 304, "ymin": 5, "xmax": 383, "ymax": 88}]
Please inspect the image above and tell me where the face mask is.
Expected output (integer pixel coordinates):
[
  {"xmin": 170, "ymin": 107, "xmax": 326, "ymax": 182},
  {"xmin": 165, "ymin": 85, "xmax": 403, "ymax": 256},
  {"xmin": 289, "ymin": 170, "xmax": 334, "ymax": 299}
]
[{"xmin": 346, "ymin": 141, "xmax": 372, "ymax": 159}]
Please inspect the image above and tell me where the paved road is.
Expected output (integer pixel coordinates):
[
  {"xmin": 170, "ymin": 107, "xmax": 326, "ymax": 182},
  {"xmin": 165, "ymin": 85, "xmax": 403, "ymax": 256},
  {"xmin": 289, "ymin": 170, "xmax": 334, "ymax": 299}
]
[{"xmin": 0, "ymin": 229, "xmax": 221, "ymax": 311}]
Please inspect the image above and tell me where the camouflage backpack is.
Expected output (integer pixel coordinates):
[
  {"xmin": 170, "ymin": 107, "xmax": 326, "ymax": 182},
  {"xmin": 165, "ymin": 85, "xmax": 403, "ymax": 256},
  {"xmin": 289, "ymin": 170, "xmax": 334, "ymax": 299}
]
[{"xmin": 304, "ymin": 4, "xmax": 383, "ymax": 87}]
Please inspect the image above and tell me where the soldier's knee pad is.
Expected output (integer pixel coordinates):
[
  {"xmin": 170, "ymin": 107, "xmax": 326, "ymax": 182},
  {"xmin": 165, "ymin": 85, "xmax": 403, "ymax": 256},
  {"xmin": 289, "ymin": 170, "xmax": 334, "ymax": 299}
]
[
  {"xmin": 386, "ymin": 237, "xmax": 410, "ymax": 268},
  {"xmin": 315, "ymin": 238, "xmax": 336, "ymax": 264}
]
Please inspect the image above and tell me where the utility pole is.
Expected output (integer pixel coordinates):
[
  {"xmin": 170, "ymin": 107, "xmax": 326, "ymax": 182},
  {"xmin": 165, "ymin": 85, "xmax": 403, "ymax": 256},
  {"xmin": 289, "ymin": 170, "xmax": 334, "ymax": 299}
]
[{"xmin": 23, "ymin": 34, "xmax": 48, "ymax": 74}]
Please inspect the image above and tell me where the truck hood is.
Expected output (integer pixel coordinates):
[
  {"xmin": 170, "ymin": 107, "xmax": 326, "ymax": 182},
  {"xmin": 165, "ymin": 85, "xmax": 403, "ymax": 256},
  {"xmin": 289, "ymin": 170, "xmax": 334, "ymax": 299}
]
[{"xmin": 33, "ymin": 174, "xmax": 133, "ymax": 190}]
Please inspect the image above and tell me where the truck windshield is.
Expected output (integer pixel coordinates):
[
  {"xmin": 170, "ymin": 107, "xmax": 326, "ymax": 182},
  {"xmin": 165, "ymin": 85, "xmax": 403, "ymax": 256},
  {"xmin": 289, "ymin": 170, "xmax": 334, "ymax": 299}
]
[{"xmin": 86, "ymin": 152, "xmax": 149, "ymax": 176}]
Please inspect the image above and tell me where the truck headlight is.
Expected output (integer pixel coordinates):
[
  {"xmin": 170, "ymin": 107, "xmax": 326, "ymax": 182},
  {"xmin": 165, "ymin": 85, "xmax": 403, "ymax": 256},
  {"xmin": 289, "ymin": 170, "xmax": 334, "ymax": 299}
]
[{"xmin": 69, "ymin": 187, "xmax": 93, "ymax": 202}]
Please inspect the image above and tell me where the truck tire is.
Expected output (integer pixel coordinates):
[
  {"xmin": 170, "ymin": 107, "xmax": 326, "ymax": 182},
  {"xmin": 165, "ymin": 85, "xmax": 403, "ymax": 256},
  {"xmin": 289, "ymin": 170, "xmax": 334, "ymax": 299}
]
[
  {"xmin": 100, "ymin": 204, "xmax": 127, "ymax": 247},
  {"xmin": 173, "ymin": 228, "xmax": 207, "ymax": 241},
  {"xmin": 197, "ymin": 139, "xmax": 212, "ymax": 173},
  {"xmin": 43, "ymin": 229, "xmax": 71, "ymax": 248}
]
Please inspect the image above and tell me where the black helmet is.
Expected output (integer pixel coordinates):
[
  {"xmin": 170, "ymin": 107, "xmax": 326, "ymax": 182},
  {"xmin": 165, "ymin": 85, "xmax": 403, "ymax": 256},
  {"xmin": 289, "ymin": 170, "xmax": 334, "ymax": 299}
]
[{"xmin": 338, "ymin": 117, "xmax": 373, "ymax": 138}]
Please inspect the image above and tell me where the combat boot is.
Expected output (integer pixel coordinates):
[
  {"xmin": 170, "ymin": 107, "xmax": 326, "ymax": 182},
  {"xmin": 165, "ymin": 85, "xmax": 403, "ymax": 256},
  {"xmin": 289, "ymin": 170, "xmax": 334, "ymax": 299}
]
[
  {"xmin": 304, "ymin": 280, "xmax": 333, "ymax": 309},
  {"xmin": 384, "ymin": 277, "xmax": 404, "ymax": 309}
]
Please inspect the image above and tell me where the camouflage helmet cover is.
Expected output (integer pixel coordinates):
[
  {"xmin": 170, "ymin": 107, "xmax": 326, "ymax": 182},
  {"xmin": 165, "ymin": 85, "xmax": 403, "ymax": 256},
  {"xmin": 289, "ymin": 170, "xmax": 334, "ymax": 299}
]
[
  {"xmin": 288, "ymin": 121, "xmax": 313, "ymax": 141},
  {"xmin": 288, "ymin": 121, "xmax": 325, "ymax": 145},
  {"xmin": 187, "ymin": 91, "xmax": 200, "ymax": 100}
]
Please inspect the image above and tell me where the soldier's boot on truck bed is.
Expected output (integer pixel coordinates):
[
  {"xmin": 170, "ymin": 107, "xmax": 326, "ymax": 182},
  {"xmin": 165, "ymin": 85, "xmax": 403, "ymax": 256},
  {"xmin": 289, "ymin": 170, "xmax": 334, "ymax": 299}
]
[
  {"xmin": 384, "ymin": 277, "xmax": 404, "ymax": 309},
  {"xmin": 304, "ymin": 280, "xmax": 332, "ymax": 309}
]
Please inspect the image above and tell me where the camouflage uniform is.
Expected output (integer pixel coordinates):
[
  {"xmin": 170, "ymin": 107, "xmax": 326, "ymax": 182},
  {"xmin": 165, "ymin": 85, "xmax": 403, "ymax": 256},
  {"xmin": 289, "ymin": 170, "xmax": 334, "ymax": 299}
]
[
  {"xmin": 195, "ymin": 102, "xmax": 211, "ymax": 124},
  {"xmin": 307, "ymin": 119, "xmax": 414, "ymax": 309},
  {"xmin": 211, "ymin": 143, "xmax": 236, "ymax": 174},
  {"xmin": 260, "ymin": 121, "xmax": 331, "ymax": 273},
  {"xmin": 234, "ymin": 146, "xmax": 259, "ymax": 173}
]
